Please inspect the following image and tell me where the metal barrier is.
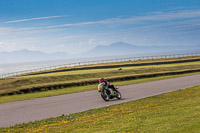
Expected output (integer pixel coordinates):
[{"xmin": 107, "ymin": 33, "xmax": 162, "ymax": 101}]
[{"xmin": 0, "ymin": 52, "xmax": 200, "ymax": 79}]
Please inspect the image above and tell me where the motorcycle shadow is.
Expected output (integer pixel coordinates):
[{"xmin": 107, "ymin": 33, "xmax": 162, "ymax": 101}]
[{"xmin": 103, "ymin": 97, "xmax": 126, "ymax": 102}]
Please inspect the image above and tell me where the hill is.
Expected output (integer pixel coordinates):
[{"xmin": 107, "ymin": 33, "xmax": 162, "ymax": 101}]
[
  {"xmin": 0, "ymin": 49, "xmax": 69, "ymax": 64},
  {"xmin": 80, "ymin": 42, "xmax": 200, "ymax": 57}
]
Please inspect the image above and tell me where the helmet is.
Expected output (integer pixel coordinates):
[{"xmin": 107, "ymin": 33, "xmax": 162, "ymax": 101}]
[{"xmin": 99, "ymin": 78, "xmax": 104, "ymax": 83}]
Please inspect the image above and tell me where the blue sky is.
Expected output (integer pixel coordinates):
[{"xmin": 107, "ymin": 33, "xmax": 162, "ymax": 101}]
[{"xmin": 0, "ymin": 0, "xmax": 200, "ymax": 54}]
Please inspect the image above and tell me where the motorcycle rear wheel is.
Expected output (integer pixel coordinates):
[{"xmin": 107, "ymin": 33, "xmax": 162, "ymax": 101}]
[{"xmin": 115, "ymin": 90, "xmax": 122, "ymax": 99}]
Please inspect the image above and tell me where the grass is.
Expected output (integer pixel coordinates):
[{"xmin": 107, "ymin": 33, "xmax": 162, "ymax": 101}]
[
  {"xmin": 1, "ymin": 61, "xmax": 200, "ymax": 95},
  {"xmin": 20, "ymin": 55, "xmax": 200, "ymax": 76},
  {"xmin": 16, "ymin": 60, "xmax": 200, "ymax": 78},
  {"xmin": 1, "ymin": 85, "xmax": 200, "ymax": 132},
  {"xmin": 0, "ymin": 71, "xmax": 200, "ymax": 104}
]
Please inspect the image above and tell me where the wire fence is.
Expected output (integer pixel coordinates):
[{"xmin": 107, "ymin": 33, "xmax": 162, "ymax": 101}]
[{"xmin": 1, "ymin": 52, "xmax": 200, "ymax": 79}]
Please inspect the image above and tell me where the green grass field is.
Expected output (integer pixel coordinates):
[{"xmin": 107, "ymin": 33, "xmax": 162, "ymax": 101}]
[
  {"xmin": 15, "ymin": 59, "xmax": 200, "ymax": 78},
  {"xmin": 20, "ymin": 55, "xmax": 200, "ymax": 76},
  {"xmin": 1, "ymin": 60, "xmax": 200, "ymax": 95},
  {"xmin": 1, "ymin": 85, "xmax": 200, "ymax": 133}
]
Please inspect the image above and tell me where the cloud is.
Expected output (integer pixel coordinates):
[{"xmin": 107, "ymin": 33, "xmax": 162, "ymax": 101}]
[
  {"xmin": 3, "ymin": 9, "xmax": 200, "ymax": 35},
  {"xmin": 63, "ymin": 35, "xmax": 81, "ymax": 39},
  {"xmin": 0, "ymin": 41, "xmax": 19, "ymax": 51},
  {"xmin": 0, "ymin": 42, "xmax": 7, "ymax": 48},
  {"xmin": 1, "ymin": 9, "xmax": 200, "ymax": 54},
  {"xmin": 88, "ymin": 38, "xmax": 97, "ymax": 46},
  {"xmin": 43, "ymin": 10, "xmax": 200, "ymax": 29},
  {"xmin": 0, "ymin": 26, "xmax": 67, "ymax": 36},
  {"xmin": 45, "ymin": 18, "xmax": 120, "ymax": 28},
  {"xmin": 5, "ymin": 15, "xmax": 70, "ymax": 23}
]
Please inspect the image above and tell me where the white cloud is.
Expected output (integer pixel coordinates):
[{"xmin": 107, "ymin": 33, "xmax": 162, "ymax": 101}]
[
  {"xmin": 5, "ymin": 15, "xmax": 70, "ymax": 23},
  {"xmin": 0, "ymin": 26, "xmax": 66, "ymax": 36},
  {"xmin": 88, "ymin": 38, "xmax": 97, "ymax": 46},
  {"xmin": 0, "ymin": 27, "xmax": 14, "ymax": 35},
  {"xmin": 1, "ymin": 9, "xmax": 200, "ymax": 54},
  {"xmin": 45, "ymin": 18, "xmax": 121, "ymax": 28},
  {"xmin": 63, "ymin": 35, "xmax": 81, "ymax": 39},
  {"xmin": 2, "ymin": 9, "xmax": 200, "ymax": 36},
  {"xmin": 0, "ymin": 42, "xmax": 7, "ymax": 48},
  {"xmin": 41, "ymin": 9, "xmax": 200, "ymax": 29},
  {"xmin": 0, "ymin": 37, "xmax": 48, "ymax": 52},
  {"xmin": 0, "ymin": 41, "xmax": 18, "ymax": 51}
]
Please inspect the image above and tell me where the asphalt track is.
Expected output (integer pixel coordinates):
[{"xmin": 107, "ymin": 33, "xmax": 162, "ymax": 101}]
[{"xmin": 0, "ymin": 74, "xmax": 200, "ymax": 127}]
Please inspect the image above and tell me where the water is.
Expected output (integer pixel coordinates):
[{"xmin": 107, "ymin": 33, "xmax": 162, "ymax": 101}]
[
  {"xmin": 0, "ymin": 57, "xmax": 98, "ymax": 75},
  {"xmin": 0, "ymin": 51, "xmax": 198, "ymax": 76}
]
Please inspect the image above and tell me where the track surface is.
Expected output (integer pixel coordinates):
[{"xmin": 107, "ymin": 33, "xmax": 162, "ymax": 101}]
[{"xmin": 0, "ymin": 74, "xmax": 200, "ymax": 127}]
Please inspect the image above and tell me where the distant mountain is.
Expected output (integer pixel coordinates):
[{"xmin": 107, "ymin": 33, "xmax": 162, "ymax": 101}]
[
  {"xmin": 1, "ymin": 42, "xmax": 200, "ymax": 64},
  {"xmin": 80, "ymin": 42, "xmax": 200, "ymax": 57},
  {"xmin": 0, "ymin": 49, "xmax": 69, "ymax": 64},
  {"xmin": 80, "ymin": 42, "xmax": 139, "ymax": 57}
]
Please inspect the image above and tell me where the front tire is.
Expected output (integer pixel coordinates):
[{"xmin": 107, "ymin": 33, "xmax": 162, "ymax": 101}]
[{"xmin": 101, "ymin": 89, "xmax": 110, "ymax": 101}]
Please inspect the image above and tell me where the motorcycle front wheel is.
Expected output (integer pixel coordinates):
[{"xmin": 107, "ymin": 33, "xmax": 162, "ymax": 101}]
[{"xmin": 101, "ymin": 89, "xmax": 110, "ymax": 101}]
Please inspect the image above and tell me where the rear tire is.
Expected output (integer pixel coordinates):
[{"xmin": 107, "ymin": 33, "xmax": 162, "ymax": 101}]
[{"xmin": 115, "ymin": 90, "xmax": 122, "ymax": 99}]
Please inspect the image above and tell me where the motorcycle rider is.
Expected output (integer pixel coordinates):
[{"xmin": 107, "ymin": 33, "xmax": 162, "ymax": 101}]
[{"xmin": 99, "ymin": 78, "xmax": 115, "ymax": 94}]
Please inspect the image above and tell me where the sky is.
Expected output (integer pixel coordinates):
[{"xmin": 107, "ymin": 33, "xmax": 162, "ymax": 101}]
[{"xmin": 0, "ymin": 0, "xmax": 200, "ymax": 54}]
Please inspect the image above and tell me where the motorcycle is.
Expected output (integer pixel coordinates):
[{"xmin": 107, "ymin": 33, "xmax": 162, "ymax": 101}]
[{"xmin": 98, "ymin": 83, "xmax": 122, "ymax": 101}]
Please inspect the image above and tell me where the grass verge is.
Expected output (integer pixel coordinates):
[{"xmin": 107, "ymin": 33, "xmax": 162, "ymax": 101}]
[
  {"xmin": 0, "ymin": 71, "xmax": 200, "ymax": 104},
  {"xmin": 1, "ymin": 85, "xmax": 200, "ymax": 132}
]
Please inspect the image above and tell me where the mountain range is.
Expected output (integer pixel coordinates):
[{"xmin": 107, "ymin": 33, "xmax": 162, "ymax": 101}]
[
  {"xmin": 80, "ymin": 42, "xmax": 200, "ymax": 57},
  {"xmin": 1, "ymin": 42, "xmax": 200, "ymax": 64}
]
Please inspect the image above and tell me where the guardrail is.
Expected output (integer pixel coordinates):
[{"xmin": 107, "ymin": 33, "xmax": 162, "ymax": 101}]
[{"xmin": 0, "ymin": 52, "xmax": 200, "ymax": 79}]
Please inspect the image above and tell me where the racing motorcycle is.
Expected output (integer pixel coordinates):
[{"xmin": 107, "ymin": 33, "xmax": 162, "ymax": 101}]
[{"xmin": 98, "ymin": 83, "xmax": 122, "ymax": 101}]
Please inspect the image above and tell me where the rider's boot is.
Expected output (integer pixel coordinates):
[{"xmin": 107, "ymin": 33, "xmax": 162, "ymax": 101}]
[{"xmin": 109, "ymin": 88, "xmax": 114, "ymax": 95}]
